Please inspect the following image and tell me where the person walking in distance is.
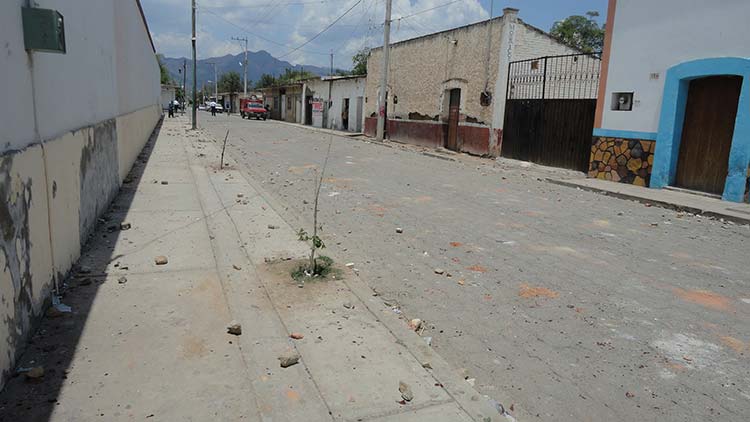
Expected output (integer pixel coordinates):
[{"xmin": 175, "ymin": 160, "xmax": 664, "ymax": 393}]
[
  {"xmin": 211, "ymin": 102, "xmax": 216, "ymax": 116},
  {"xmin": 168, "ymin": 101, "xmax": 175, "ymax": 118}
]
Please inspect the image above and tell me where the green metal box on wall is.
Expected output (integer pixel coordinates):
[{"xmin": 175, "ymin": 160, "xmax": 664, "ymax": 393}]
[{"xmin": 22, "ymin": 7, "xmax": 66, "ymax": 54}]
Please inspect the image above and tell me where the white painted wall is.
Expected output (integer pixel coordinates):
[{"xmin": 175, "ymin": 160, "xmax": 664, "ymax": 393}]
[
  {"xmin": 0, "ymin": 0, "xmax": 160, "ymax": 153},
  {"xmin": 600, "ymin": 0, "xmax": 750, "ymax": 133},
  {"xmin": 305, "ymin": 77, "xmax": 366, "ymax": 132},
  {"xmin": 0, "ymin": 0, "xmax": 37, "ymax": 152},
  {"xmin": 328, "ymin": 77, "xmax": 366, "ymax": 132},
  {"xmin": 0, "ymin": 0, "xmax": 160, "ymax": 390}
]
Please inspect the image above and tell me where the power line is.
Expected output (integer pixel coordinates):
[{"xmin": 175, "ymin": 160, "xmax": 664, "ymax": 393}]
[
  {"xmin": 395, "ymin": 0, "xmax": 464, "ymax": 21},
  {"xmin": 201, "ymin": 8, "xmax": 328, "ymax": 55},
  {"xmin": 276, "ymin": 0, "xmax": 365, "ymax": 59}
]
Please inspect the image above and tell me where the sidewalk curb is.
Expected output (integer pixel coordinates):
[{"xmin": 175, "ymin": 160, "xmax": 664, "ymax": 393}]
[{"xmin": 547, "ymin": 178, "xmax": 750, "ymax": 225}]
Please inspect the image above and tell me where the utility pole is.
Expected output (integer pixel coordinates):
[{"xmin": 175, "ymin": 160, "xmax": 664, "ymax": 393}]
[
  {"xmin": 231, "ymin": 36, "xmax": 248, "ymax": 97},
  {"xmin": 376, "ymin": 0, "xmax": 392, "ymax": 141},
  {"xmin": 191, "ymin": 0, "xmax": 197, "ymax": 129},
  {"xmin": 327, "ymin": 51, "xmax": 333, "ymax": 128},
  {"xmin": 182, "ymin": 59, "xmax": 187, "ymax": 115}
]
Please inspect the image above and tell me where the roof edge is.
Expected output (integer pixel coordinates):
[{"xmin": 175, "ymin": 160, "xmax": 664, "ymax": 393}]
[{"xmin": 135, "ymin": 0, "xmax": 156, "ymax": 53}]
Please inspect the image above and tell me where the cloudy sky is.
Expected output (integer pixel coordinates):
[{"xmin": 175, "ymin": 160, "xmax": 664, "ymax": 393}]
[{"xmin": 141, "ymin": 0, "xmax": 606, "ymax": 69}]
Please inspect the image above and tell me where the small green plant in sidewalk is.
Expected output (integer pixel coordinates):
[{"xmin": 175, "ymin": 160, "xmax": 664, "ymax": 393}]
[{"xmin": 293, "ymin": 133, "xmax": 335, "ymax": 283}]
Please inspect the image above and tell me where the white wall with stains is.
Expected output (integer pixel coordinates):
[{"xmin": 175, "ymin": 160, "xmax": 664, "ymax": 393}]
[{"xmin": 0, "ymin": 0, "xmax": 160, "ymax": 388}]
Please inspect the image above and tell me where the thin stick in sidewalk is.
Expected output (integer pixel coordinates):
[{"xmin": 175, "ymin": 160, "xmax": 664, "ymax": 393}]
[{"xmin": 220, "ymin": 129, "xmax": 229, "ymax": 168}]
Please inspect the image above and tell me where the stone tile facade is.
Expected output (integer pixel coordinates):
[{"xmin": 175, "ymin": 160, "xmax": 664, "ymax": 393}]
[{"xmin": 588, "ymin": 137, "xmax": 656, "ymax": 186}]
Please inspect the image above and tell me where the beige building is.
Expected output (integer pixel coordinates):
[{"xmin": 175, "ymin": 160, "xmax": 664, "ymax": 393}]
[{"xmin": 365, "ymin": 8, "xmax": 579, "ymax": 156}]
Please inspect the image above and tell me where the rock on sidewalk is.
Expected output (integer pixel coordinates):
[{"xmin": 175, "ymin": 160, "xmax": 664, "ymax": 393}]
[
  {"xmin": 278, "ymin": 351, "xmax": 300, "ymax": 368},
  {"xmin": 399, "ymin": 381, "xmax": 414, "ymax": 402},
  {"xmin": 227, "ymin": 320, "xmax": 242, "ymax": 335},
  {"xmin": 154, "ymin": 255, "xmax": 169, "ymax": 265}
]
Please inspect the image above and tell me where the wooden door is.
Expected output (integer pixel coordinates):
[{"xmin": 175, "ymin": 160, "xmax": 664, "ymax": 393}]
[
  {"xmin": 446, "ymin": 89, "xmax": 460, "ymax": 151},
  {"xmin": 675, "ymin": 76, "xmax": 742, "ymax": 194}
]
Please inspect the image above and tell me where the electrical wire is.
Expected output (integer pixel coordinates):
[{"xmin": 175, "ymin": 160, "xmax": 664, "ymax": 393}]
[
  {"xmin": 201, "ymin": 8, "xmax": 329, "ymax": 55},
  {"xmin": 276, "ymin": 0, "xmax": 365, "ymax": 59}
]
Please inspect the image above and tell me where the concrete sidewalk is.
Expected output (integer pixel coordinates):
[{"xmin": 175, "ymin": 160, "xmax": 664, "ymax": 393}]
[
  {"xmin": 0, "ymin": 116, "xmax": 512, "ymax": 421},
  {"xmin": 550, "ymin": 177, "xmax": 750, "ymax": 224}
]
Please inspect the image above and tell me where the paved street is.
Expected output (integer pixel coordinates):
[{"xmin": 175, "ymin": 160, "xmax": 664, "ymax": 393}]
[{"xmin": 201, "ymin": 113, "xmax": 750, "ymax": 421}]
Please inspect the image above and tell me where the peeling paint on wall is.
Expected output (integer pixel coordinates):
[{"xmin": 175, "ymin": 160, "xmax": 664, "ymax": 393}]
[
  {"xmin": 79, "ymin": 119, "xmax": 120, "ymax": 245},
  {"xmin": 0, "ymin": 153, "xmax": 38, "ymax": 384}
]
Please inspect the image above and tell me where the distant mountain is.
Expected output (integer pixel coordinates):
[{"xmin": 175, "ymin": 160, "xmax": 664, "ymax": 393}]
[{"xmin": 161, "ymin": 51, "xmax": 339, "ymax": 91}]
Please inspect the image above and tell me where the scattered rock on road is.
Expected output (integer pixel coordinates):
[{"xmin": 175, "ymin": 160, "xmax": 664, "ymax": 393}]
[
  {"xmin": 343, "ymin": 302, "xmax": 354, "ymax": 309},
  {"xmin": 409, "ymin": 318, "xmax": 422, "ymax": 331},
  {"xmin": 227, "ymin": 321, "xmax": 242, "ymax": 335},
  {"xmin": 161, "ymin": 181, "xmax": 168, "ymax": 185},
  {"xmin": 279, "ymin": 351, "xmax": 300, "ymax": 368},
  {"xmin": 434, "ymin": 268, "xmax": 445, "ymax": 275},
  {"xmin": 396, "ymin": 227, "xmax": 403, "ymax": 234},
  {"xmin": 290, "ymin": 332, "xmax": 304, "ymax": 340},
  {"xmin": 267, "ymin": 224, "xmax": 278, "ymax": 229},
  {"xmin": 398, "ymin": 381, "xmax": 414, "ymax": 402},
  {"xmin": 118, "ymin": 276, "xmax": 127, "ymax": 284},
  {"xmin": 120, "ymin": 222, "xmax": 132, "ymax": 231},
  {"xmin": 154, "ymin": 256, "xmax": 169, "ymax": 265}
]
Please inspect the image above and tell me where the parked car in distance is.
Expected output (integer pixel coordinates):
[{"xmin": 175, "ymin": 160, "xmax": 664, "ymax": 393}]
[{"xmin": 240, "ymin": 98, "xmax": 269, "ymax": 120}]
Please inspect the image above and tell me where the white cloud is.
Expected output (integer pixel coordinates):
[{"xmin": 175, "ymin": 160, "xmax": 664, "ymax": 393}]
[{"xmin": 142, "ymin": 0, "xmax": 490, "ymax": 68}]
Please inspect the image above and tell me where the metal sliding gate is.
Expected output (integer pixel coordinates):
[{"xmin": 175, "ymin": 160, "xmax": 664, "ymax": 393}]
[{"xmin": 502, "ymin": 53, "xmax": 601, "ymax": 172}]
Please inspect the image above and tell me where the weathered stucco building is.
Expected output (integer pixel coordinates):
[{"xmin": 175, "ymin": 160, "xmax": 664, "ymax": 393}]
[
  {"xmin": 302, "ymin": 75, "xmax": 366, "ymax": 132},
  {"xmin": 260, "ymin": 84, "xmax": 303, "ymax": 123},
  {"xmin": 0, "ymin": 0, "xmax": 161, "ymax": 387},
  {"xmin": 364, "ymin": 8, "xmax": 579, "ymax": 156},
  {"xmin": 591, "ymin": 0, "xmax": 750, "ymax": 203}
]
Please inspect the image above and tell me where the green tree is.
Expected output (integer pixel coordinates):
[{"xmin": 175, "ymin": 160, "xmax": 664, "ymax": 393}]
[
  {"xmin": 550, "ymin": 11, "xmax": 604, "ymax": 53},
  {"xmin": 218, "ymin": 71, "xmax": 242, "ymax": 94},
  {"xmin": 157, "ymin": 54, "xmax": 173, "ymax": 85},
  {"xmin": 278, "ymin": 68, "xmax": 315, "ymax": 84},
  {"xmin": 254, "ymin": 73, "xmax": 277, "ymax": 89},
  {"xmin": 351, "ymin": 48, "xmax": 369, "ymax": 75}
]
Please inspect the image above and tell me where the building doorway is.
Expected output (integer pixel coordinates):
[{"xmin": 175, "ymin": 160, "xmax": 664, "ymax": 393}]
[
  {"xmin": 342, "ymin": 98, "xmax": 350, "ymax": 130},
  {"xmin": 675, "ymin": 75, "xmax": 742, "ymax": 195},
  {"xmin": 446, "ymin": 88, "xmax": 461, "ymax": 151},
  {"xmin": 305, "ymin": 96, "xmax": 313, "ymax": 125}
]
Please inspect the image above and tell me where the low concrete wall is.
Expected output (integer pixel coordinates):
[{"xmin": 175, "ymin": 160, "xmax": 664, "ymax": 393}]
[
  {"xmin": 364, "ymin": 117, "xmax": 494, "ymax": 156},
  {"xmin": 0, "ymin": 105, "xmax": 160, "ymax": 389}
]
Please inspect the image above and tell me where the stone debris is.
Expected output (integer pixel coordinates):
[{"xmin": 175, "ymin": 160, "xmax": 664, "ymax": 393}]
[
  {"xmin": 267, "ymin": 224, "xmax": 278, "ymax": 229},
  {"xmin": 119, "ymin": 222, "xmax": 131, "ymax": 231},
  {"xmin": 421, "ymin": 361, "xmax": 432, "ymax": 369},
  {"xmin": 117, "ymin": 276, "xmax": 127, "ymax": 284},
  {"xmin": 343, "ymin": 302, "xmax": 354, "ymax": 309},
  {"xmin": 25, "ymin": 366, "xmax": 44, "ymax": 379},
  {"xmin": 154, "ymin": 255, "xmax": 169, "ymax": 265},
  {"xmin": 290, "ymin": 332, "xmax": 304, "ymax": 340},
  {"xmin": 227, "ymin": 321, "xmax": 242, "ymax": 335},
  {"xmin": 434, "ymin": 268, "xmax": 445, "ymax": 275},
  {"xmin": 233, "ymin": 264, "xmax": 242, "ymax": 270},
  {"xmin": 278, "ymin": 351, "xmax": 300, "ymax": 368},
  {"xmin": 45, "ymin": 306, "xmax": 64, "ymax": 318},
  {"xmin": 408, "ymin": 318, "xmax": 422, "ymax": 331},
  {"xmin": 466, "ymin": 378, "xmax": 476, "ymax": 387},
  {"xmin": 161, "ymin": 181, "xmax": 169, "ymax": 185},
  {"xmin": 398, "ymin": 381, "xmax": 414, "ymax": 402},
  {"xmin": 396, "ymin": 227, "xmax": 403, "ymax": 233}
]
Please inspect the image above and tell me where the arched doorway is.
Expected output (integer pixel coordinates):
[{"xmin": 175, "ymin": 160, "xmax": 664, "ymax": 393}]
[
  {"xmin": 674, "ymin": 75, "xmax": 742, "ymax": 195},
  {"xmin": 650, "ymin": 58, "xmax": 750, "ymax": 202}
]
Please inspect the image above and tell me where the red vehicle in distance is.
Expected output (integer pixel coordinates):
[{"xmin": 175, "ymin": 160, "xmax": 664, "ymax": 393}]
[{"xmin": 240, "ymin": 97, "xmax": 269, "ymax": 120}]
